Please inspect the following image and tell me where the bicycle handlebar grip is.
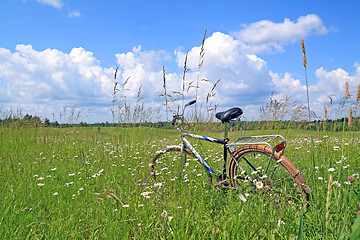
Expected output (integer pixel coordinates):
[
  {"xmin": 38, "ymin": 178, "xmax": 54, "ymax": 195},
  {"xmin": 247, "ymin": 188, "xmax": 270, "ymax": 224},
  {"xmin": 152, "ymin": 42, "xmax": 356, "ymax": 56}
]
[
  {"xmin": 188, "ymin": 100, "xmax": 196, "ymax": 106},
  {"xmin": 171, "ymin": 117, "xmax": 177, "ymax": 125}
]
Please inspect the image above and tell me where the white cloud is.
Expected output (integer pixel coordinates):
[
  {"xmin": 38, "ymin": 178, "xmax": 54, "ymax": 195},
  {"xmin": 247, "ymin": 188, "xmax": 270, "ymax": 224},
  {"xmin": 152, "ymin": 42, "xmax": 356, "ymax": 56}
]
[
  {"xmin": 0, "ymin": 45, "xmax": 114, "ymax": 121},
  {"xmin": 232, "ymin": 14, "xmax": 329, "ymax": 53},
  {"xmin": 68, "ymin": 11, "xmax": 81, "ymax": 18},
  {"xmin": 268, "ymin": 66, "xmax": 360, "ymax": 119},
  {"xmin": 115, "ymin": 45, "xmax": 173, "ymax": 101},
  {"xmin": 175, "ymin": 32, "xmax": 273, "ymax": 110},
  {"xmin": 36, "ymin": 0, "xmax": 63, "ymax": 9}
]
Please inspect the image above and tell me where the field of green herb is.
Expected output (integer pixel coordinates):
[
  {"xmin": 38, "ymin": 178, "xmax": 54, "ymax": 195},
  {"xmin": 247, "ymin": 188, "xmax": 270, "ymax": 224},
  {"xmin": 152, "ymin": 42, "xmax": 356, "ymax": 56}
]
[{"xmin": 1, "ymin": 126, "xmax": 359, "ymax": 239}]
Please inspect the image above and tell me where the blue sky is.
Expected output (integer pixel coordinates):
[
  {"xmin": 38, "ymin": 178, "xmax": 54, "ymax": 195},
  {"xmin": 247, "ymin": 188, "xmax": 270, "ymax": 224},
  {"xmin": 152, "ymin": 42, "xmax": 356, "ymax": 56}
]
[{"xmin": 1, "ymin": 0, "xmax": 360, "ymax": 123}]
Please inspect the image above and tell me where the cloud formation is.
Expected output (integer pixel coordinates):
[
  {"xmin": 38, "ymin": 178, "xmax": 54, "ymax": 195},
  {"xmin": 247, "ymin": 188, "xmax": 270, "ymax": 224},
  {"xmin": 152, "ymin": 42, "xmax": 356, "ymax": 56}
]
[
  {"xmin": 0, "ymin": 45, "xmax": 113, "ymax": 121},
  {"xmin": 1, "ymin": 14, "xmax": 357, "ymax": 122},
  {"xmin": 232, "ymin": 14, "xmax": 330, "ymax": 53},
  {"xmin": 36, "ymin": 0, "xmax": 63, "ymax": 9}
]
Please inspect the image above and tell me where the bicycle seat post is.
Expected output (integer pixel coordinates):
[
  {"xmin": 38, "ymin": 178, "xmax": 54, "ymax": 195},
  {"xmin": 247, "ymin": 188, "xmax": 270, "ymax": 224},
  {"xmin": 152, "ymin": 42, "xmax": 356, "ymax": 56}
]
[{"xmin": 224, "ymin": 122, "xmax": 229, "ymax": 140}]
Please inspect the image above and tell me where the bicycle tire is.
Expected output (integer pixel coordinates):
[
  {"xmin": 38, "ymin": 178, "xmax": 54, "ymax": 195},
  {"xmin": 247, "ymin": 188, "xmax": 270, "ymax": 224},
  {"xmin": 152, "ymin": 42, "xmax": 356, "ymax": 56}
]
[
  {"xmin": 229, "ymin": 144, "xmax": 311, "ymax": 207},
  {"xmin": 150, "ymin": 146, "xmax": 212, "ymax": 184}
]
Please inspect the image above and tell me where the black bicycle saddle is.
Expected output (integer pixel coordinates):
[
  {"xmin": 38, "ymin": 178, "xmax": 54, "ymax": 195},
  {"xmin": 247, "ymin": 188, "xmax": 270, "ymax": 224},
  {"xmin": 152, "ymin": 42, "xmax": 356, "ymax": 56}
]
[{"xmin": 215, "ymin": 107, "xmax": 243, "ymax": 123}]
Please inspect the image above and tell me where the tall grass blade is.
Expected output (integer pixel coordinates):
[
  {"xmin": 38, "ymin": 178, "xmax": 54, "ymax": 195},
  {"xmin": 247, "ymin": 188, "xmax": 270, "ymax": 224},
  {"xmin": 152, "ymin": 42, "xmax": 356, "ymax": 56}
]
[
  {"xmin": 347, "ymin": 214, "xmax": 360, "ymax": 240},
  {"xmin": 298, "ymin": 211, "xmax": 304, "ymax": 240}
]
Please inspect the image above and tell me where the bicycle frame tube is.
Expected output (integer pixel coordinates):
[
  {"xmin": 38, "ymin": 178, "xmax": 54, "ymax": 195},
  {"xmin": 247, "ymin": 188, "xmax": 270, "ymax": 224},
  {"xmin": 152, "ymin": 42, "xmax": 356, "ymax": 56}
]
[{"xmin": 181, "ymin": 133, "xmax": 223, "ymax": 181}]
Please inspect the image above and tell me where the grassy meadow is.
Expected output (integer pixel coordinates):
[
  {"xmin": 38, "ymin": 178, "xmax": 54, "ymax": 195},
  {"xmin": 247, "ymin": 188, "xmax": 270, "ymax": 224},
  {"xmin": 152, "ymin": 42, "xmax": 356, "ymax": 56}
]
[{"xmin": 0, "ymin": 125, "xmax": 359, "ymax": 239}]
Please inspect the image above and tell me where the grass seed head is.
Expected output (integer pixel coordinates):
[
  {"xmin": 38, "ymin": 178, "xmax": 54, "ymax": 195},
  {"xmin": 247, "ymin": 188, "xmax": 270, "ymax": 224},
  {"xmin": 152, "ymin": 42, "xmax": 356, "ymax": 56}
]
[
  {"xmin": 345, "ymin": 81, "xmax": 350, "ymax": 99},
  {"xmin": 348, "ymin": 108, "xmax": 353, "ymax": 128},
  {"xmin": 301, "ymin": 39, "xmax": 307, "ymax": 68}
]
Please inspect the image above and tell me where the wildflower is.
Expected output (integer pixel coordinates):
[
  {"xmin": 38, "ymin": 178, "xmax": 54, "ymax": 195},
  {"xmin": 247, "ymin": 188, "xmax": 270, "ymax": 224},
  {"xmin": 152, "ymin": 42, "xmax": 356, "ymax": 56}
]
[
  {"xmin": 332, "ymin": 181, "xmax": 341, "ymax": 187},
  {"xmin": 168, "ymin": 216, "xmax": 173, "ymax": 222},
  {"xmin": 161, "ymin": 210, "xmax": 168, "ymax": 218},
  {"xmin": 177, "ymin": 206, "xmax": 183, "ymax": 209},
  {"xmin": 51, "ymin": 168, "xmax": 56, "ymax": 171},
  {"xmin": 69, "ymin": 173, "xmax": 75, "ymax": 176},
  {"xmin": 138, "ymin": 204, "xmax": 144, "ymax": 207},
  {"xmin": 256, "ymin": 181, "xmax": 263, "ymax": 189},
  {"xmin": 278, "ymin": 219, "xmax": 285, "ymax": 227},
  {"xmin": 37, "ymin": 183, "xmax": 45, "ymax": 187},
  {"xmin": 37, "ymin": 177, "xmax": 44, "ymax": 180},
  {"xmin": 137, "ymin": 223, "xmax": 142, "ymax": 226},
  {"xmin": 328, "ymin": 168, "xmax": 336, "ymax": 172},
  {"xmin": 154, "ymin": 183, "xmax": 163, "ymax": 188},
  {"xmin": 52, "ymin": 192, "xmax": 58, "ymax": 196},
  {"xmin": 197, "ymin": 173, "xmax": 202, "ymax": 177},
  {"xmin": 66, "ymin": 182, "xmax": 74, "ymax": 186},
  {"xmin": 141, "ymin": 191, "xmax": 152, "ymax": 197},
  {"xmin": 349, "ymin": 175, "xmax": 355, "ymax": 182},
  {"xmin": 137, "ymin": 179, "xmax": 142, "ymax": 183},
  {"xmin": 318, "ymin": 177, "xmax": 323, "ymax": 180},
  {"xmin": 239, "ymin": 194, "xmax": 247, "ymax": 202},
  {"xmin": 123, "ymin": 205, "xmax": 129, "ymax": 208},
  {"xmin": 114, "ymin": 209, "xmax": 118, "ymax": 211},
  {"xmin": 344, "ymin": 181, "xmax": 351, "ymax": 185}
]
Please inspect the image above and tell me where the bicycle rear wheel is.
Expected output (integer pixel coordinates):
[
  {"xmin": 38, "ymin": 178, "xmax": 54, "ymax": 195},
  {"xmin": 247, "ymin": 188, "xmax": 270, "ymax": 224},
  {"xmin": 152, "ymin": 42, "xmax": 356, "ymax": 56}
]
[{"xmin": 229, "ymin": 144, "xmax": 311, "ymax": 207}]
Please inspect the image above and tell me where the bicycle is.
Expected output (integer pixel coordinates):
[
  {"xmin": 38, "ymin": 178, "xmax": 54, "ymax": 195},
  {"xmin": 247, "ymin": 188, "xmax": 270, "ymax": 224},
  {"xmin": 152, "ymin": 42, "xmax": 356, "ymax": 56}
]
[{"xmin": 150, "ymin": 100, "xmax": 311, "ymax": 206}]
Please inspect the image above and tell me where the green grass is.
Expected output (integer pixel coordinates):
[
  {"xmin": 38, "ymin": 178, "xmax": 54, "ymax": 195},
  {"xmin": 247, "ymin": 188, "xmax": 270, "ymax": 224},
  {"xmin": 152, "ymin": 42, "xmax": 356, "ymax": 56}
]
[{"xmin": 0, "ymin": 126, "xmax": 359, "ymax": 239}]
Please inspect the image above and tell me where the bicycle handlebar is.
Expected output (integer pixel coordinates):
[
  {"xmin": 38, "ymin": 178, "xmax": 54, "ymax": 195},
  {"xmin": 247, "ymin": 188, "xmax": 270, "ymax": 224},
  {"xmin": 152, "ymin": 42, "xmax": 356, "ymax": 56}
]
[{"xmin": 171, "ymin": 99, "xmax": 197, "ymax": 125}]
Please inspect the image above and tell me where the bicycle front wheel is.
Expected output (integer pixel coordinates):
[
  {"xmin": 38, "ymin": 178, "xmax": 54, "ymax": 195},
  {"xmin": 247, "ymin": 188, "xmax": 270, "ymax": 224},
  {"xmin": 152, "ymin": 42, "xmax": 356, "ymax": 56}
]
[
  {"xmin": 150, "ymin": 146, "xmax": 194, "ymax": 183},
  {"xmin": 229, "ymin": 144, "xmax": 311, "ymax": 207}
]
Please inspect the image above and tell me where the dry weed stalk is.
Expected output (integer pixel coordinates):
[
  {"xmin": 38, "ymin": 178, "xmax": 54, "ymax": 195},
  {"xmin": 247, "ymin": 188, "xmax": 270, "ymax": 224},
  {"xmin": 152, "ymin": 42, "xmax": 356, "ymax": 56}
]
[
  {"xmin": 356, "ymin": 84, "xmax": 360, "ymax": 101},
  {"xmin": 96, "ymin": 189, "xmax": 125, "ymax": 207},
  {"xmin": 325, "ymin": 174, "xmax": 332, "ymax": 231},
  {"xmin": 195, "ymin": 30, "xmax": 207, "ymax": 118},
  {"xmin": 162, "ymin": 66, "xmax": 169, "ymax": 120},
  {"xmin": 324, "ymin": 106, "xmax": 327, "ymax": 121}
]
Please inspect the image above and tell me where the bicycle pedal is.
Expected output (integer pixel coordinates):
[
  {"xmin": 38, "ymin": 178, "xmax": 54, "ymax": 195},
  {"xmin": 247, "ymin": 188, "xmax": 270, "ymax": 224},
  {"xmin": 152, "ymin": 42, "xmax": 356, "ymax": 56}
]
[{"xmin": 214, "ymin": 180, "xmax": 230, "ymax": 188}]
